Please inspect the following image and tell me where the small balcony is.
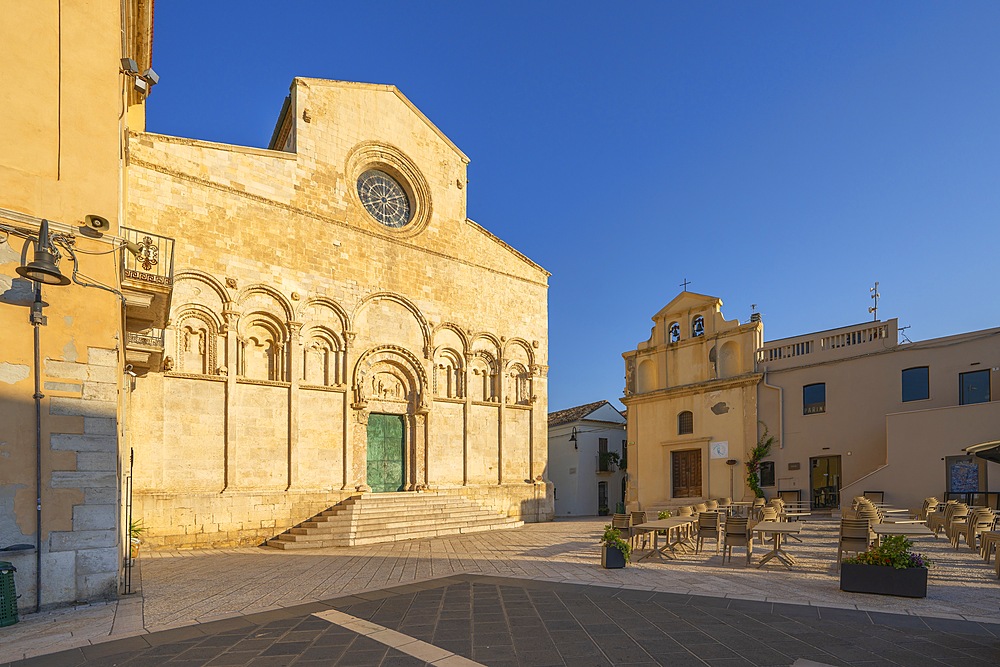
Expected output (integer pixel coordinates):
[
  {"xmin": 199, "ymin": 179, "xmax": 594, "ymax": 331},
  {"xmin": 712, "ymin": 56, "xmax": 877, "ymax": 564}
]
[
  {"xmin": 597, "ymin": 452, "xmax": 621, "ymax": 474},
  {"xmin": 125, "ymin": 328, "xmax": 165, "ymax": 375},
  {"xmin": 121, "ymin": 227, "xmax": 174, "ymax": 330}
]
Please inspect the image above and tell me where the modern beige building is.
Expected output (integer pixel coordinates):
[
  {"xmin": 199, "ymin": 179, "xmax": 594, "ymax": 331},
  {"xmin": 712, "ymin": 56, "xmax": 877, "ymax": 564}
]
[
  {"xmin": 1, "ymin": 1, "xmax": 551, "ymax": 612},
  {"xmin": 126, "ymin": 78, "xmax": 552, "ymax": 549},
  {"xmin": 624, "ymin": 292, "xmax": 1000, "ymax": 513},
  {"xmin": 757, "ymin": 319, "xmax": 1000, "ymax": 512}
]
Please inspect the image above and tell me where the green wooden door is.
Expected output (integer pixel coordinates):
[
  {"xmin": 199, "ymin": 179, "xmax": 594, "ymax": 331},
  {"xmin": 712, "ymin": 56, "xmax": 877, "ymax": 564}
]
[{"xmin": 367, "ymin": 414, "xmax": 406, "ymax": 493}]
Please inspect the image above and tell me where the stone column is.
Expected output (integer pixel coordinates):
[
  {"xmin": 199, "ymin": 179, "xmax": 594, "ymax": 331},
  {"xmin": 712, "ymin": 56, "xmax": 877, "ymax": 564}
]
[
  {"xmin": 463, "ymin": 352, "xmax": 473, "ymax": 486},
  {"xmin": 286, "ymin": 321, "xmax": 302, "ymax": 490},
  {"xmin": 221, "ymin": 308, "xmax": 239, "ymax": 491},
  {"xmin": 496, "ymin": 350, "xmax": 505, "ymax": 485}
]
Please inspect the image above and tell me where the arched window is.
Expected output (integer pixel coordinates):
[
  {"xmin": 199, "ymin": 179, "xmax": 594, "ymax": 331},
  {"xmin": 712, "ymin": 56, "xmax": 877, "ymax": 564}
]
[
  {"xmin": 669, "ymin": 322, "xmax": 681, "ymax": 343},
  {"xmin": 692, "ymin": 316, "xmax": 705, "ymax": 337},
  {"xmin": 678, "ymin": 410, "xmax": 694, "ymax": 435}
]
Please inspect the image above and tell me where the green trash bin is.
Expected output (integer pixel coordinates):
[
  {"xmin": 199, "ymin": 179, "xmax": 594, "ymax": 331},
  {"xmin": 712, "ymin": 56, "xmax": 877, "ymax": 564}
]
[{"xmin": 0, "ymin": 561, "xmax": 18, "ymax": 627}]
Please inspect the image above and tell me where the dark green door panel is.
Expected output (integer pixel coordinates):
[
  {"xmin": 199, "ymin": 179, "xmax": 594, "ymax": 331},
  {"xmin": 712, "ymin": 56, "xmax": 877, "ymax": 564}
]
[{"xmin": 367, "ymin": 414, "xmax": 406, "ymax": 493}]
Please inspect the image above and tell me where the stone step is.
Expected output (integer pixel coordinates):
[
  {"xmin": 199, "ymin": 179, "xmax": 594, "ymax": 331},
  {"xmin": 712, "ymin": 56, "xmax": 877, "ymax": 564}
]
[
  {"xmin": 292, "ymin": 513, "xmax": 518, "ymax": 536},
  {"xmin": 263, "ymin": 491, "xmax": 524, "ymax": 550}
]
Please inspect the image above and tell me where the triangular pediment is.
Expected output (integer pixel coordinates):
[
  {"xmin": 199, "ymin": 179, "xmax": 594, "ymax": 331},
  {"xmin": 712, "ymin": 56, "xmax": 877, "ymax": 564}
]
[{"xmin": 652, "ymin": 291, "xmax": 722, "ymax": 321}]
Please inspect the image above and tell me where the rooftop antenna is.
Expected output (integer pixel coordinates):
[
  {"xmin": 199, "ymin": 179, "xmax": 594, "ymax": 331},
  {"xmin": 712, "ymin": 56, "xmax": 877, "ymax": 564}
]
[
  {"xmin": 680, "ymin": 278, "xmax": 691, "ymax": 292},
  {"xmin": 868, "ymin": 281, "xmax": 880, "ymax": 321},
  {"xmin": 750, "ymin": 303, "xmax": 761, "ymax": 323},
  {"xmin": 899, "ymin": 325, "xmax": 912, "ymax": 344}
]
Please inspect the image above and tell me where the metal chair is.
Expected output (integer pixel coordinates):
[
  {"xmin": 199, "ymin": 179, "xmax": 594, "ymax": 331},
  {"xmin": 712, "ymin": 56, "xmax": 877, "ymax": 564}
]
[
  {"xmin": 695, "ymin": 512, "xmax": 722, "ymax": 554},
  {"xmin": 722, "ymin": 516, "xmax": 753, "ymax": 565},
  {"xmin": 838, "ymin": 518, "xmax": 874, "ymax": 568}
]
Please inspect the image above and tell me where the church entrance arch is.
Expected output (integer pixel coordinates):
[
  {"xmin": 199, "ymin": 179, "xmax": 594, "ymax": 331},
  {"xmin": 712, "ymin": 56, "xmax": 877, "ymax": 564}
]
[
  {"xmin": 367, "ymin": 414, "xmax": 406, "ymax": 492},
  {"xmin": 351, "ymin": 345, "xmax": 430, "ymax": 491}
]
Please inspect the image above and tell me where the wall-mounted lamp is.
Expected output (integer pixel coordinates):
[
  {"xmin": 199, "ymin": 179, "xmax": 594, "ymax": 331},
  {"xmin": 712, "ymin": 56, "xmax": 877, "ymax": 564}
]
[{"xmin": 569, "ymin": 426, "xmax": 578, "ymax": 449}]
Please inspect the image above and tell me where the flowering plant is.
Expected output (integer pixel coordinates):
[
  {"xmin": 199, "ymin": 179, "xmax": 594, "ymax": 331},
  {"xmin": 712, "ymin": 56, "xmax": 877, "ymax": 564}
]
[
  {"xmin": 657, "ymin": 510, "xmax": 672, "ymax": 519},
  {"xmin": 843, "ymin": 535, "xmax": 930, "ymax": 570}
]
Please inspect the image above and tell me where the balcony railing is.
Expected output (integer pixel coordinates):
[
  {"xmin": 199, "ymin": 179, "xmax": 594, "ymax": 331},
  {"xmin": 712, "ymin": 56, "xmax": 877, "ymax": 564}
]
[
  {"xmin": 757, "ymin": 321, "xmax": 895, "ymax": 366},
  {"xmin": 126, "ymin": 329, "xmax": 165, "ymax": 349},
  {"xmin": 121, "ymin": 227, "xmax": 175, "ymax": 287}
]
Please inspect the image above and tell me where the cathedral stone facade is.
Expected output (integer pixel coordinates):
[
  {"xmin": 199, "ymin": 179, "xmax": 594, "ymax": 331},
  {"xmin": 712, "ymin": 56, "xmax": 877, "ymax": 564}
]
[{"xmin": 127, "ymin": 79, "xmax": 552, "ymax": 547}]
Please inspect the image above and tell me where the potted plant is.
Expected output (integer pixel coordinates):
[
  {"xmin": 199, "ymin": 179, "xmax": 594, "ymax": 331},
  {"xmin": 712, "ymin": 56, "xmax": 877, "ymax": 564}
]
[
  {"xmin": 598, "ymin": 504, "xmax": 610, "ymax": 516},
  {"xmin": 840, "ymin": 536, "xmax": 930, "ymax": 598},
  {"xmin": 600, "ymin": 524, "xmax": 631, "ymax": 568},
  {"xmin": 129, "ymin": 519, "xmax": 144, "ymax": 561},
  {"xmin": 598, "ymin": 451, "xmax": 621, "ymax": 472},
  {"xmin": 745, "ymin": 423, "xmax": 776, "ymax": 498}
]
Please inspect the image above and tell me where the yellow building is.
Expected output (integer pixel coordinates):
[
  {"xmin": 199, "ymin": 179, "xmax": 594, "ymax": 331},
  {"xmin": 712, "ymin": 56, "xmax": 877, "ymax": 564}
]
[
  {"xmin": 0, "ymin": 1, "xmax": 154, "ymax": 611},
  {"xmin": 0, "ymin": 2, "xmax": 551, "ymax": 612}
]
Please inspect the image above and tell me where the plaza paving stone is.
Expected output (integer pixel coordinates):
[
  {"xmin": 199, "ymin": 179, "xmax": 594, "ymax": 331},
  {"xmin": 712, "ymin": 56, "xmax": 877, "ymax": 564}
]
[{"xmin": 2, "ymin": 517, "xmax": 1000, "ymax": 666}]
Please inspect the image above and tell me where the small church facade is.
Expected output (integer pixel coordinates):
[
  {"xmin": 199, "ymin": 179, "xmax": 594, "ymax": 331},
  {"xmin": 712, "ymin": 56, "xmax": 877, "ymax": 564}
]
[
  {"xmin": 621, "ymin": 293, "xmax": 763, "ymax": 511},
  {"xmin": 127, "ymin": 79, "xmax": 552, "ymax": 548}
]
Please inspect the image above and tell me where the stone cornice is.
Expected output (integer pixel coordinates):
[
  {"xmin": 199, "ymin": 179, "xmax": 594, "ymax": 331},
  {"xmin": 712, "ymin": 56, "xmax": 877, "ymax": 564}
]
[{"xmin": 621, "ymin": 373, "xmax": 762, "ymax": 406}]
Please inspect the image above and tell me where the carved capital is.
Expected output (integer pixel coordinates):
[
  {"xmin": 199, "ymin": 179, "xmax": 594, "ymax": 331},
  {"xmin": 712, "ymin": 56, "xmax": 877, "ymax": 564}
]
[
  {"xmin": 344, "ymin": 330, "xmax": 357, "ymax": 344},
  {"xmin": 530, "ymin": 364, "xmax": 549, "ymax": 378}
]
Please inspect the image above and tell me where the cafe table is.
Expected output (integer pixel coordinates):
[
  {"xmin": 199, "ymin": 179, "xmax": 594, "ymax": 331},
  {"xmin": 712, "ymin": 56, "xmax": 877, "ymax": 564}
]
[
  {"xmin": 871, "ymin": 522, "xmax": 933, "ymax": 546},
  {"xmin": 752, "ymin": 521, "xmax": 802, "ymax": 568},
  {"xmin": 632, "ymin": 517, "xmax": 698, "ymax": 562}
]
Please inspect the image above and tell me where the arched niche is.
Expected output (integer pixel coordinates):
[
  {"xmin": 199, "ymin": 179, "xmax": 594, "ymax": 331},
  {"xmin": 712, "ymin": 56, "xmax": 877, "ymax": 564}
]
[
  {"xmin": 719, "ymin": 340, "xmax": 742, "ymax": 379},
  {"xmin": 468, "ymin": 351, "xmax": 497, "ymax": 403},
  {"xmin": 237, "ymin": 311, "xmax": 288, "ymax": 381},
  {"xmin": 302, "ymin": 326, "xmax": 343, "ymax": 386},
  {"xmin": 172, "ymin": 304, "xmax": 222, "ymax": 375},
  {"xmin": 237, "ymin": 284, "xmax": 294, "ymax": 323},
  {"xmin": 636, "ymin": 359, "xmax": 656, "ymax": 393},
  {"xmin": 433, "ymin": 347, "xmax": 464, "ymax": 399},
  {"xmin": 505, "ymin": 361, "xmax": 531, "ymax": 405}
]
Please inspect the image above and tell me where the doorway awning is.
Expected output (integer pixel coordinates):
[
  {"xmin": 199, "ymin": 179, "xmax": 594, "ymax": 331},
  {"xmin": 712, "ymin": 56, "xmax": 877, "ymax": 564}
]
[{"xmin": 964, "ymin": 440, "xmax": 1000, "ymax": 464}]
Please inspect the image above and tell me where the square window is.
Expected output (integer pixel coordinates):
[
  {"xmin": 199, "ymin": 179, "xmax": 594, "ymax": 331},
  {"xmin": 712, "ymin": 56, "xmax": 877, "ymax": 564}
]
[
  {"xmin": 803, "ymin": 383, "xmax": 826, "ymax": 415},
  {"xmin": 902, "ymin": 366, "xmax": 929, "ymax": 402},
  {"xmin": 759, "ymin": 461, "xmax": 775, "ymax": 487},
  {"xmin": 960, "ymin": 370, "xmax": 990, "ymax": 405}
]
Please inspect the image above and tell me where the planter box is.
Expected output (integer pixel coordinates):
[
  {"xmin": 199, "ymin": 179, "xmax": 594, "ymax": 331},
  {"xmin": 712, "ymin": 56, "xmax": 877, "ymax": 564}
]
[
  {"xmin": 601, "ymin": 546, "xmax": 626, "ymax": 569},
  {"xmin": 840, "ymin": 563, "xmax": 927, "ymax": 598}
]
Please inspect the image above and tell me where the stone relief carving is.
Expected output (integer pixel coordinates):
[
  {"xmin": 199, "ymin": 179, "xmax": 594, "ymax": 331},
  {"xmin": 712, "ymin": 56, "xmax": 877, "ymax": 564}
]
[{"xmin": 625, "ymin": 357, "xmax": 636, "ymax": 396}]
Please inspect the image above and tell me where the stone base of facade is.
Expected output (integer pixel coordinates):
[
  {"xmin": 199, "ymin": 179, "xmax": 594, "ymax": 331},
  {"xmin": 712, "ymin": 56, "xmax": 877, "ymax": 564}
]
[{"xmin": 135, "ymin": 483, "xmax": 554, "ymax": 550}]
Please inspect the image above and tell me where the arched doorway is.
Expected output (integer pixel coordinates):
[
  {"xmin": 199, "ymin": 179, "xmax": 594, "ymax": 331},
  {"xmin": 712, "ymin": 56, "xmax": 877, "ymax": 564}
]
[{"xmin": 367, "ymin": 413, "xmax": 406, "ymax": 492}]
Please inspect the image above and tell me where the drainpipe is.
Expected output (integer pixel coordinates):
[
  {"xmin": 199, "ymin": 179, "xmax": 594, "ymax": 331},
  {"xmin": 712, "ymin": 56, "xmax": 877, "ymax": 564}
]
[{"xmin": 30, "ymin": 285, "xmax": 45, "ymax": 613}]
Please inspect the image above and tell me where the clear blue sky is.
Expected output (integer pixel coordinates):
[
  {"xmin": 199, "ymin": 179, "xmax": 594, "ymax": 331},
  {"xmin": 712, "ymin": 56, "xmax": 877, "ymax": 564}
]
[{"xmin": 147, "ymin": 1, "xmax": 1000, "ymax": 412}]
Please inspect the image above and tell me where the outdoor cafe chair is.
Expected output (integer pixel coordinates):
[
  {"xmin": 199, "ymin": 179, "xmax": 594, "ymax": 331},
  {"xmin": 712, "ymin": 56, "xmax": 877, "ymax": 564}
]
[
  {"xmin": 611, "ymin": 513, "xmax": 631, "ymax": 535},
  {"xmin": 957, "ymin": 508, "xmax": 995, "ymax": 552},
  {"xmin": 838, "ymin": 518, "xmax": 874, "ymax": 568},
  {"xmin": 913, "ymin": 497, "xmax": 939, "ymax": 522},
  {"xmin": 676, "ymin": 505, "xmax": 693, "ymax": 517},
  {"xmin": 706, "ymin": 499, "xmax": 719, "ymax": 511},
  {"xmin": 943, "ymin": 505, "xmax": 971, "ymax": 546},
  {"xmin": 695, "ymin": 511, "xmax": 722, "ymax": 554},
  {"xmin": 694, "ymin": 502, "xmax": 708, "ymax": 513},
  {"xmin": 927, "ymin": 500, "xmax": 959, "ymax": 534},
  {"xmin": 722, "ymin": 516, "xmax": 753, "ymax": 565}
]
